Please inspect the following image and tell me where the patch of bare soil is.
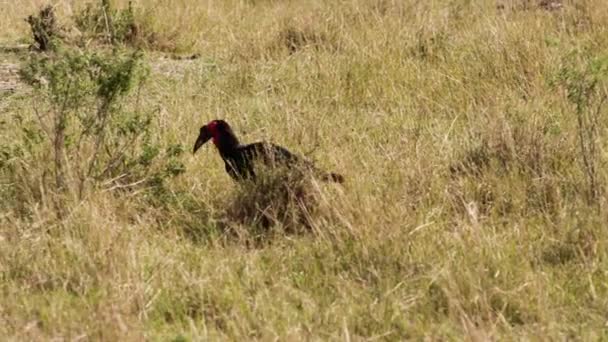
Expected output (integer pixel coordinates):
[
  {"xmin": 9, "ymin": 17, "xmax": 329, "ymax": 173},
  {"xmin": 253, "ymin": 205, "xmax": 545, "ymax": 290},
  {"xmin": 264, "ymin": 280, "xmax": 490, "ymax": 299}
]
[
  {"xmin": 497, "ymin": 0, "xmax": 563, "ymax": 11},
  {"xmin": 0, "ymin": 62, "xmax": 20, "ymax": 93},
  {"xmin": 0, "ymin": 46, "xmax": 201, "ymax": 97},
  {"xmin": 149, "ymin": 54, "xmax": 203, "ymax": 78},
  {"xmin": 0, "ymin": 45, "xmax": 28, "ymax": 94}
]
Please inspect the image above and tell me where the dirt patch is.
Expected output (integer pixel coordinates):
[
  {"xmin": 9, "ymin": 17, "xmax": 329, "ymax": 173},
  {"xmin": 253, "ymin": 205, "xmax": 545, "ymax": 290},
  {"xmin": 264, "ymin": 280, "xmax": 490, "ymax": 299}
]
[
  {"xmin": 0, "ymin": 63, "xmax": 20, "ymax": 93},
  {"xmin": 149, "ymin": 54, "xmax": 204, "ymax": 79},
  {"xmin": 497, "ymin": 0, "xmax": 563, "ymax": 11},
  {"xmin": 0, "ymin": 48, "xmax": 200, "ymax": 95}
]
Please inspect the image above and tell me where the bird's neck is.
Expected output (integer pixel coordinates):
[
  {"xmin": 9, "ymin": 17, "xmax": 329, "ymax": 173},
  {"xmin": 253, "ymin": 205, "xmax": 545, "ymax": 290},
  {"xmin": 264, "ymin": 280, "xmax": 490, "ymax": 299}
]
[{"xmin": 214, "ymin": 133, "xmax": 241, "ymax": 157}]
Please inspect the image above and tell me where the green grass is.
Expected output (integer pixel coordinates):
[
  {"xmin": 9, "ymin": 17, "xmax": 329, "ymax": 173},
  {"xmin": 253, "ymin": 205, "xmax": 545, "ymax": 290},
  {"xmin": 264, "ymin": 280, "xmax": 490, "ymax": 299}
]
[{"xmin": 2, "ymin": 0, "xmax": 608, "ymax": 340}]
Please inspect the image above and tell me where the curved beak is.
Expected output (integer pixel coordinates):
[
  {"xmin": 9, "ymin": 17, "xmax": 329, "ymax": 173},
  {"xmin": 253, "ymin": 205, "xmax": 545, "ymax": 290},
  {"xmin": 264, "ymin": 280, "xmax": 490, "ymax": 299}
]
[{"xmin": 193, "ymin": 126, "xmax": 212, "ymax": 154}]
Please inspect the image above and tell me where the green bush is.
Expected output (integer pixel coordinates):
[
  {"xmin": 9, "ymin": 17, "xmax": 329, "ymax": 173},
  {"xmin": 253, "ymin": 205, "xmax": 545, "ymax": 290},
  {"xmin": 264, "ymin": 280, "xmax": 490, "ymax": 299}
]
[
  {"xmin": 74, "ymin": 0, "xmax": 174, "ymax": 51},
  {"xmin": 554, "ymin": 51, "xmax": 608, "ymax": 205},
  {"xmin": 25, "ymin": 5, "xmax": 60, "ymax": 51},
  {"xmin": 75, "ymin": 0, "xmax": 137, "ymax": 46},
  {"xmin": 12, "ymin": 45, "xmax": 184, "ymax": 215}
]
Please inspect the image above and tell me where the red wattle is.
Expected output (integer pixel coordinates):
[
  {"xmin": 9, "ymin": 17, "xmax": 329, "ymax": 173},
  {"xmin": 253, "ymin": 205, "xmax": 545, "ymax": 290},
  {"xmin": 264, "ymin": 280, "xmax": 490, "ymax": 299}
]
[{"xmin": 208, "ymin": 120, "xmax": 219, "ymax": 145}]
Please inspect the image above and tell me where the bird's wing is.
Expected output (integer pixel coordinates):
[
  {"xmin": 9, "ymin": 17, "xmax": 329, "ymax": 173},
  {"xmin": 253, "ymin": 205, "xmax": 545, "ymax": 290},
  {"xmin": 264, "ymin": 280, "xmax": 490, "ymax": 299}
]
[
  {"xmin": 239, "ymin": 142, "xmax": 306, "ymax": 165},
  {"xmin": 239, "ymin": 142, "xmax": 343, "ymax": 182},
  {"xmin": 267, "ymin": 143, "xmax": 305, "ymax": 164},
  {"xmin": 267, "ymin": 144, "xmax": 343, "ymax": 182}
]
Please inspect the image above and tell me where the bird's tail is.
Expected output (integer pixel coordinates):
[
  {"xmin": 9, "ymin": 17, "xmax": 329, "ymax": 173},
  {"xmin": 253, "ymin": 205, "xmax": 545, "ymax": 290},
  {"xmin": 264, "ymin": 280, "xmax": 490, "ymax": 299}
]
[{"xmin": 320, "ymin": 172, "xmax": 345, "ymax": 184}]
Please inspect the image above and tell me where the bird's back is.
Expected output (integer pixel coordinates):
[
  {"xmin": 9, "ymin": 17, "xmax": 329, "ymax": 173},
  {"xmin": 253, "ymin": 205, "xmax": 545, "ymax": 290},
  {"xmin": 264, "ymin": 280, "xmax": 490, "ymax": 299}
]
[
  {"xmin": 224, "ymin": 142, "xmax": 343, "ymax": 183},
  {"xmin": 222, "ymin": 142, "xmax": 305, "ymax": 180}
]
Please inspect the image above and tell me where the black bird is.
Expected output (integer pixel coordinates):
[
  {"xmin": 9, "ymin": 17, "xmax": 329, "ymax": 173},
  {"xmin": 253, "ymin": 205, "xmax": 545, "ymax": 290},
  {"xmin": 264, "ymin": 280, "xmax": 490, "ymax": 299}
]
[{"xmin": 193, "ymin": 119, "xmax": 344, "ymax": 183}]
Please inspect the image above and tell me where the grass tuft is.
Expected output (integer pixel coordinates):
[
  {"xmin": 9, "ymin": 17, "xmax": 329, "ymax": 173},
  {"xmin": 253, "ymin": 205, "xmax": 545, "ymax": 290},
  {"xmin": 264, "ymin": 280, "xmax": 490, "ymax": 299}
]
[{"xmin": 2, "ymin": 0, "xmax": 608, "ymax": 339}]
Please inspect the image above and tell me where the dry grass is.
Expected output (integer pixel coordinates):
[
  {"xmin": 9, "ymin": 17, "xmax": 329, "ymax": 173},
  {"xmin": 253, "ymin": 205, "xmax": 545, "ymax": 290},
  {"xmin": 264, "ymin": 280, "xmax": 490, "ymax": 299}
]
[{"xmin": 2, "ymin": 0, "xmax": 608, "ymax": 340}]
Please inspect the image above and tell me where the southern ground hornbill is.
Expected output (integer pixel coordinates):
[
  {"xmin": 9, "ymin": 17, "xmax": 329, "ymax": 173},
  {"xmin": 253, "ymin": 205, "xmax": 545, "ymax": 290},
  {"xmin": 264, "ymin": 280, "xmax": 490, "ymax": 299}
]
[{"xmin": 193, "ymin": 119, "xmax": 344, "ymax": 183}]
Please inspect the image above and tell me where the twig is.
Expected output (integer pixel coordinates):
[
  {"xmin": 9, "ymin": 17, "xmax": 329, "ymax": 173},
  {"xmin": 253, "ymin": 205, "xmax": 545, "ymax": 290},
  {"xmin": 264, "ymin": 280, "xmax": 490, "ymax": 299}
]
[
  {"xmin": 102, "ymin": 177, "xmax": 148, "ymax": 192},
  {"xmin": 101, "ymin": 0, "xmax": 115, "ymax": 44},
  {"xmin": 32, "ymin": 97, "xmax": 52, "ymax": 139}
]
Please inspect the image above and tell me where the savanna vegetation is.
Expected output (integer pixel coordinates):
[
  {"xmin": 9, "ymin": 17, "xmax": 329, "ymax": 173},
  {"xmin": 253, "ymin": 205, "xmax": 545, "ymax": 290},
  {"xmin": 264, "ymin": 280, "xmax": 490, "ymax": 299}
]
[{"xmin": 1, "ymin": 0, "xmax": 608, "ymax": 340}]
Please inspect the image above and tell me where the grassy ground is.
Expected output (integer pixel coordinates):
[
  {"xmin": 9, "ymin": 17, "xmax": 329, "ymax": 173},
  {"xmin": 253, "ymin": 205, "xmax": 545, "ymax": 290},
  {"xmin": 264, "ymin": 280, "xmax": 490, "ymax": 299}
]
[{"xmin": 2, "ymin": 0, "xmax": 608, "ymax": 340}]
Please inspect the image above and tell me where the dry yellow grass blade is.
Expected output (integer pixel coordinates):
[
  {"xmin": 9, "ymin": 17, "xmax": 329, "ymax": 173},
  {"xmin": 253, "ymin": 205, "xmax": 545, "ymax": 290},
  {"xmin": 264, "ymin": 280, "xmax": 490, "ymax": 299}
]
[{"xmin": 2, "ymin": 0, "xmax": 608, "ymax": 340}]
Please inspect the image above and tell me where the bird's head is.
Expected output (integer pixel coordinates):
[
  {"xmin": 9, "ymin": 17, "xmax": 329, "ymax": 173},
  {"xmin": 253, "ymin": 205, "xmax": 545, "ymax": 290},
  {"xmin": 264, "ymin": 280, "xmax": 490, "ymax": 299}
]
[{"xmin": 193, "ymin": 119, "xmax": 238, "ymax": 154}]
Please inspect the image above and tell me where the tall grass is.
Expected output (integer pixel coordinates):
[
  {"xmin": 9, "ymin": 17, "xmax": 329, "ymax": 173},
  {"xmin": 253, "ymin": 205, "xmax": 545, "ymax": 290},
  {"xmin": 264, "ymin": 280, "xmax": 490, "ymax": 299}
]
[{"xmin": 2, "ymin": 0, "xmax": 608, "ymax": 339}]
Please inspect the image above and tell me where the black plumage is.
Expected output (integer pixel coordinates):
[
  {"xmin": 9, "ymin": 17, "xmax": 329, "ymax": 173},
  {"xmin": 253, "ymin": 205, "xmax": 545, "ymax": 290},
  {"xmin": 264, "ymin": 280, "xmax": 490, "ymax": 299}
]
[{"xmin": 193, "ymin": 120, "xmax": 344, "ymax": 183}]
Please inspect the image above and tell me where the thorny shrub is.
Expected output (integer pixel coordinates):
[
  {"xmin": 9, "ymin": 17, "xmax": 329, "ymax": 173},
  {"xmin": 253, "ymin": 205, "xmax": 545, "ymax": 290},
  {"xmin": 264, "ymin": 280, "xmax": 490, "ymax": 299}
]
[{"xmin": 3, "ymin": 45, "xmax": 185, "ymax": 218}]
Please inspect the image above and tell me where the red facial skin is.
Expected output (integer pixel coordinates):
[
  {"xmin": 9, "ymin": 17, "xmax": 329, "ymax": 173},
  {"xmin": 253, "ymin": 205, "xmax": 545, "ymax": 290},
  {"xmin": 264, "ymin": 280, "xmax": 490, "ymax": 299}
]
[{"xmin": 207, "ymin": 120, "xmax": 219, "ymax": 145}]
